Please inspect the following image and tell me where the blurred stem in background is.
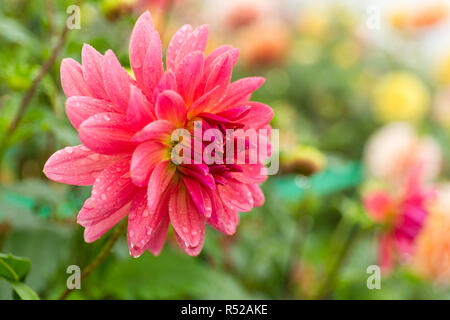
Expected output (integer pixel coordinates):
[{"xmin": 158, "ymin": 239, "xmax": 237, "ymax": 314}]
[
  {"xmin": 58, "ymin": 219, "xmax": 128, "ymax": 300},
  {"xmin": 0, "ymin": 25, "xmax": 68, "ymax": 172},
  {"xmin": 313, "ymin": 217, "xmax": 357, "ymax": 299}
]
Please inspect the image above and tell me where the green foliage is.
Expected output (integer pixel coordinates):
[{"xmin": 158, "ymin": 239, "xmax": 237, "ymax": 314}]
[{"xmin": 0, "ymin": 253, "xmax": 39, "ymax": 300}]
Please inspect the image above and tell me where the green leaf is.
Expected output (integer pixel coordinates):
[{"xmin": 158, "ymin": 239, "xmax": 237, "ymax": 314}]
[
  {"xmin": 0, "ymin": 253, "xmax": 31, "ymax": 282},
  {"xmin": 7, "ymin": 280, "xmax": 39, "ymax": 300}
]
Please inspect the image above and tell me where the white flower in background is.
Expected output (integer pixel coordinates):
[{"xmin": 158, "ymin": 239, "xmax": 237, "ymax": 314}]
[{"xmin": 364, "ymin": 122, "xmax": 442, "ymax": 183}]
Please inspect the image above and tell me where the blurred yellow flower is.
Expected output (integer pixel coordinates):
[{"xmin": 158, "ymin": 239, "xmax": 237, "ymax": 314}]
[
  {"xmin": 372, "ymin": 71, "xmax": 430, "ymax": 123},
  {"xmin": 412, "ymin": 185, "xmax": 450, "ymax": 284},
  {"xmin": 297, "ymin": 5, "xmax": 330, "ymax": 40}
]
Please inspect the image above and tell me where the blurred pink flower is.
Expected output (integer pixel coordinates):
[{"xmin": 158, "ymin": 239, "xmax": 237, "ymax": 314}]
[
  {"xmin": 44, "ymin": 12, "xmax": 273, "ymax": 257},
  {"xmin": 363, "ymin": 167, "xmax": 435, "ymax": 272}
]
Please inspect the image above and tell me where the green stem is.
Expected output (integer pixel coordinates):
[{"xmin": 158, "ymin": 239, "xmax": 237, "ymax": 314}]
[
  {"xmin": 313, "ymin": 218, "xmax": 356, "ymax": 300},
  {"xmin": 57, "ymin": 219, "xmax": 127, "ymax": 300}
]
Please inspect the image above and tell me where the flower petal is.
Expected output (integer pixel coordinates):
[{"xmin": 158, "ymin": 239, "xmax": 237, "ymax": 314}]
[
  {"xmin": 147, "ymin": 160, "xmax": 176, "ymax": 214},
  {"xmin": 175, "ymin": 51, "xmax": 204, "ymax": 105},
  {"xmin": 129, "ymin": 12, "xmax": 154, "ymax": 86},
  {"xmin": 176, "ymin": 25, "xmax": 209, "ymax": 66},
  {"xmin": 219, "ymin": 77, "xmax": 265, "ymax": 111},
  {"xmin": 218, "ymin": 179, "xmax": 254, "ymax": 212},
  {"xmin": 146, "ymin": 213, "xmax": 170, "ymax": 256},
  {"xmin": 60, "ymin": 58, "xmax": 92, "ymax": 97},
  {"xmin": 141, "ymin": 31, "xmax": 163, "ymax": 98},
  {"xmin": 174, "ymin": 229, "xmax": 204, "ymax": 256},
  {"xmin": 103, "ymin": 50, "xmax": 133, "ymax": 111},
  {"xmin": 207, "ymin": 190, "xmax": 239, "ymax": 235},
  {"xmin": 130, "ymin": 140, "xmax": 167, "ymax": 187},
  {"xmin": 166, "ymin": 24, "xmax": 193, "ymax": 71},
  {"xmin": 131, "ymin": 119, "xmax": 176, "ymax": 143},
  {"xmin": 247, "ymin": 183, "xmax": 265, "ymax": 207},
  {"xmin": 79, "ymin": 113, "xmax": 135, "ymax": 155},
  {"xmin": 66, "ymin": 96, "xmax": 119, "ymax": 129},
  {"xmin": 127, "ymin": 85, "xmax": 155, "ymax": 130},
  {"xmin": 153, "ymin": 70, "xmax": 177, "ymax": 100},
  {"xmin": 43, "ymin": 145, "xmax": 121, "ymax": 185},
  {"xmin": 169, "ymin": 183, "xmax": 205, "ymax": 248},
  {"xmin": 77, "ymin": 157, "xmax": 136, "ymax": 225},
  {"xmin": 182, "ymin": 176, "xmax": 211, "ymax": 218},
  {"xmin": 155, "ymin": 90, "xmax": 187, "ymax": 126},
  {"xmin": 81, "ymin": 44, "xmax": 108, "ymax": 100},
  {"xmin": 127, "ymin": 189, "xmax": 169, "ymax": 257},
  {"xmin": 238, "ymin": 102, "xmax": 273, "ymax": 129},
  {"xmin": 84, "ymin": 203, "xmax": 130, "ymax": 243}
]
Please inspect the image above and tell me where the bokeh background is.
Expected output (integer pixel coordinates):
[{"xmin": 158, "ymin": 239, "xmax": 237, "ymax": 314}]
[{"xmin": 1, "ymin": 0, "xmax": 450, "ymax": 299}]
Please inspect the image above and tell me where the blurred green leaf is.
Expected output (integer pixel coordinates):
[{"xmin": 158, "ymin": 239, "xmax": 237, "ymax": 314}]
[
  {"xmin": 8, "ymin": 280, "xmax": 39, "ymax": 300},
  {"xmin": 0, "ymin": 253, "xmax": 31, "ymax": 281}
]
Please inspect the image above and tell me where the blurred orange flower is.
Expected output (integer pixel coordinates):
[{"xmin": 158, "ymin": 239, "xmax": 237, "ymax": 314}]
[
  {"xmin": 412, "ymin": 185, "xmax": 450, "ymax": 284},
  {"xmin": 391, "ymin": 3, "xmax": 448, "ymax": 32},
  {"xmin": 237, "ymin": 21, "xmax": 290, "ymax": 68}
]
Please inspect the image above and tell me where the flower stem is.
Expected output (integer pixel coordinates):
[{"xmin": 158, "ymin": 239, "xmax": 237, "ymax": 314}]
[
  {"xmin": 58, "ymin": 219, "xmax": 127, "ymax": 300},
  {"xmin": 312, "ymin": 218, "xmax": 356, "ymax": 299}
]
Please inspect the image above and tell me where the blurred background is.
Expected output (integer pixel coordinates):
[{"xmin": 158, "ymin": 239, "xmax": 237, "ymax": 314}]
[{"xmin": 0, "ymin": 0, "xmax": 450, "ymax": 299}]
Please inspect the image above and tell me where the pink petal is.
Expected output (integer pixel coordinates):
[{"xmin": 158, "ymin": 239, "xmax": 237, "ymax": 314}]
[
  {"xmin": 219, "ymin": 77, "xmax": 265, "ymax": 111},
  {"xmin": 174, "ymin": 230, "xmax": 204, "ymax": 256},
  {"xmin": 131, "ymin": 119, "xmax": 176, "ymax": 143},
  {"xmin": 129, "ymin": 12, "xmax": 154, "ymax": 87},
  {"xmin": 66, "ymin": 96, "xmax": 119, "ymax": 129},
  {"xmin": 84, "ymin": 203, "xmax": 130, "ymax": 243},
  {"xmin": 175, "ymin": 51, "xmax": 204, "ymax": 105},
  {"xmin": 43, "ymin": 145, "xmax": 121, "ymax": 185},
  {"xmin": 127, "ymin": 85, "xmax": 155, "ymax": 130},
  {"xmin": 147, "ymin": 160, "xmax": 176, "ymax": 214},
  {"xmin": 166, "ymin": 24, "xmax": 193, "ymax": 71},
  {"xmin": 238, "ymin": 102, "xmax": 273, "ymax": 129},
  {"xmin": 146, "ymin": 213, "xmax": 170, "ymax": 256},
  {"xmin": 127, "ymin": 189, "xmax": 169, "ymax": 257},
  {"xmin": 176, "ymin": 25, "xmax": 209, "ymax": 66},
  {"xmin": 153, "ymin": 70, "xmax": 177, "ymax": 99},
  {"xmin": 169, "ymin": 184, "xmax": 205, "ymax": 248},
  {"xmin": 207, "ymin": 190, "xmax": 239, "ymax": 235},
  {"xmin": 78, "ymin": 113, "xmax": 136, "ymax": 155},
  {"xmin": 202, "ymin": 49, "xmax": 239, "ymax": 102},
  {"xmin": 247, "ymin": 183, "xmax": 265, "ymax": 207},
  {"xmin": 81, "ymin": 44, "xmax": 108, "ymax": 100},
  {"xmin": 178, "ymin": 164, "xmax": 215, "ymax": 190},
  {"xmin": 218, "ymin": 179, "xmax": 254, "ymax": 212},
  {"xmin": 204, "ymin": 45, "xmax": 233, "ymax": 71},
  {"xmin": 60, "ymin": 58, "xmax": 92, "ymax": 97},
  {"xmin": 232, "ymin": 163, "xmax": 268, "ymax": 184},
  {"xmin": 130, "ymin": 140, "xmax": 166, "ymax": 187},
  {"xmin": 77, "ymin": 157, "xmax": 136, "ymax": 225},
  {"xmin": 155, "ymin": 90, "xmax": 187, "ymax": 126},
  {"xmin": 187, "ymin": 86, "xmax": 221, "ymax": 119},
  {"xmin": 182, "ymin": 176, "xmax": 211, "ymax": 218},
  {"xmin": 103, "ymin": 50, "xmax": 133, "ymax": 111},
  {"xmin": 141, "ymin": 31, "xmax": 163, "ymax": 98}
]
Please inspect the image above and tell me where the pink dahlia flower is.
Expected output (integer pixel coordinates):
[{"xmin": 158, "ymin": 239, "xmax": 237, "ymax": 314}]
[
  {"xmin": 44, "ymin": 12, "xmax": 273, "ymax": 257},
  {"xmin": 363, "ymin": 166, "xmax": 435, "ymax": 272}
]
